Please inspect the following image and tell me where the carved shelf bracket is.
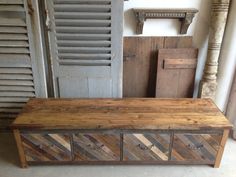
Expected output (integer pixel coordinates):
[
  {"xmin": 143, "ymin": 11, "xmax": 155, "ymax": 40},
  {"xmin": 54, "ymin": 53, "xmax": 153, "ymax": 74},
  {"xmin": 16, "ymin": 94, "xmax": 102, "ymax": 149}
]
[{"xmin": 133, "ymin": 8, "xmax": 198, "ymax": 34}]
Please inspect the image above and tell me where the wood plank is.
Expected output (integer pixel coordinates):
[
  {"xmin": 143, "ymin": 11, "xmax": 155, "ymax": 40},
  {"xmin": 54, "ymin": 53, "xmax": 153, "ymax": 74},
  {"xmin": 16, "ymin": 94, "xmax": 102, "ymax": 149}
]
[
  {"xmin": 214, "ymin": 129, "xmax": 229, "ymax": 168},
  {"xmin": 13, "ymin": 129, "xmax": 28, "ymax": 168},
  {"xmin": 73, "ymin": 133, "xmax": 120, "ymax": 161},
  {"xmin": 163, "ymin": 58, "xmax": 197, "ymax": 69},
  {"xmin": 123, "ymin": 133, "xmax": 170, "ymax": 161},
  {"xmin": 156, "ymin": 48, "xmax": 198, "ymax": 98},
  {"xmin": 123, "ymin": 37, "xmax": 164, "ymax": 97},
  {"xmin": 11, "ymin": 98, "xmax": 233, "ymax": 130},
  {"xmin": 21, "ymin": 134, "xmax": 72, "ymax": 162},
  {"xmin": 123, "ymin": 36, "xmax": 193, "ymax": 97}
]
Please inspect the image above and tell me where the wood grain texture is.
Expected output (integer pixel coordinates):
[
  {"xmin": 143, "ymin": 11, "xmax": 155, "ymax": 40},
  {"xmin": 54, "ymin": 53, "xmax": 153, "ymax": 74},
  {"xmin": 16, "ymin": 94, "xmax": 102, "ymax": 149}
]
[
  {"xmin": 214, "ymin": 129, "xmax": 229, "ymax": 168},
  {"xmin": 73, "ymin": 133, "xmax": 120, "ymax": 161},
  {"xmin": 11, "ymin": 98, "xmax": 233, "ymax": 130},
  {"xmin": 123, "ymin": 133, "xmax": 170, "ymax": 161},
  {"xmin": 123, "ymin": 36, "xmax": 193, "ymax": 97},
  {"xmin": 156, "ymin": 48, "xmax": 198, "ymax": 98},
  {"xmin": 21, "ymin": 133, "xmax": 72, "ymax": 162},
  {"xmin": 171, "ymin": 133, "xmax": 222, "ymax": 163},
  {"xmin": 123, "ymin": 37, "xmax": 163, "ymax": 97},
  {"xmin": 13, "ymin": 129, "xmax": 28, "ymax": 168}
]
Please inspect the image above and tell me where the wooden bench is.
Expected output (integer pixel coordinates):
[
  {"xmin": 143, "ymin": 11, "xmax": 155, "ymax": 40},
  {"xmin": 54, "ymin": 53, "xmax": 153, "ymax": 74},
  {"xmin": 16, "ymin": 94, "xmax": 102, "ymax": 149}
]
[{"xmin": 11, "ymin": 98, "xmax": 233, "ymax": 168}]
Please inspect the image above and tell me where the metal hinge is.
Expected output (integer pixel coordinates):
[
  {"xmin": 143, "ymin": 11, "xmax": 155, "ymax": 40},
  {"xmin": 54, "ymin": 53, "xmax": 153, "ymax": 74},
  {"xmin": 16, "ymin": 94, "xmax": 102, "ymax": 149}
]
[
  {"xmin": 27, "ymin": 0, "xmax": 34, "ymax": 15},
  {"xmin": 45, "ymin": 9, "xmax": 51, "ymax": 31}
]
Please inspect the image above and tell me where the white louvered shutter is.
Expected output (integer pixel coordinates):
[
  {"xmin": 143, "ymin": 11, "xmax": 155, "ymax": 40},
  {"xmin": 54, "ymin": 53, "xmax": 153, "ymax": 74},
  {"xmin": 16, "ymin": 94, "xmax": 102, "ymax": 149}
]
[
  {"xmin": 46, "ymin": 0, "xmax": 123, "ymax": 98},
  {"xmin": 0, "ymin": 0, "xmax": 40, "ymax": 130}
]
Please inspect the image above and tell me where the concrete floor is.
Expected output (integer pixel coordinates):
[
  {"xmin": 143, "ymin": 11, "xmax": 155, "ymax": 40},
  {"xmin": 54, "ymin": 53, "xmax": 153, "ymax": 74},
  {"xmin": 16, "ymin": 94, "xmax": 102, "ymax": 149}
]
[{"xmin": 0, "ymin": 133, "xmax": 236, "ymax": 177}]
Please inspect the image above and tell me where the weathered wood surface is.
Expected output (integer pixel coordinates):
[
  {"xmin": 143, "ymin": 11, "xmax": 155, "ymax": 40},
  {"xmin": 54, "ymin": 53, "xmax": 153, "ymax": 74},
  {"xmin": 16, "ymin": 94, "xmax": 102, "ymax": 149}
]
[
  {"xmin": 156, "ymin": 48, "xmax": 198, "ymax": 98},
  {"xmin": 11, "ymin": 98, "xmax": 233, "ymax": 130},
  {"xmin": 73, "ymin": 133, "xmax": 120, "ymax": 161},
  {"xmin": 171, "ymin": 133, "xmax": 221, "ymax": 163},
  {"xmin": 21, "ymin": 133, "xmax": 72, "ymax": 162},
  {"xmin": 214, "ymin": 129, "xmax": 230, "ymax": 168},
  {"xmin": 123, "ymin": 133, "xmax": 170, "ymax": 161},
  {"xmin": 13, "ymin": 129, "xmax": 28, "ymax": 168},
  {"xmin": 123, "ymin": 36, "xmax": 193, "ymax": 97}
]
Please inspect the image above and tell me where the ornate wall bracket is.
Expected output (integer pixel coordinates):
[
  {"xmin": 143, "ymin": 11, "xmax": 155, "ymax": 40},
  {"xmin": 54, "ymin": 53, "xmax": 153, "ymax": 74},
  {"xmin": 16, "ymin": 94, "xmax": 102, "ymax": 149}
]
[{"xmin": 133, "ymin": 8, "xmax": 198, "ymax": 34}]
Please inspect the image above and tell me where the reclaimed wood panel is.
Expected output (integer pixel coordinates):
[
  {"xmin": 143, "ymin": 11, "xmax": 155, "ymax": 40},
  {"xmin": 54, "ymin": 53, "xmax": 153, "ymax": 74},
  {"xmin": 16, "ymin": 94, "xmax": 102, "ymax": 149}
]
[
  {"xmin": 171, "ymin": 133, "xmax": 222, "ymax": 163},
  {"xmin": 123, "ymin": 37, "xmax": 164, "ymax": 97},
  {"xmin": 11, "ymin": 98, "xmax": 233, "ymax": 131},
  {"xmin": 156, "ymin": 48, "xmax": 198, "ymax": 98},
  {"xmin": 21, "ymin": 133, "xmax": 72, "ymax": 162},
  {"xmin": 73, "ymin": 133, "xmax": 120, "ymax": 161},
  {"xmin": 123, "ymin": 133, "xmax": 170, "ymax": 161},
  {"xmin": 123, "ymin": 36, "xmax": 193, "ymax": 97}
]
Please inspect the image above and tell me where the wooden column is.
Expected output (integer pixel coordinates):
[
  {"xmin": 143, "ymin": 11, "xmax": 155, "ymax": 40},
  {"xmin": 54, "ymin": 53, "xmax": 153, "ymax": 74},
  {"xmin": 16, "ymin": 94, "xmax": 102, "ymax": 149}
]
[{"xmin": 199, "ymin": 0, "xmax": 230, "ymax": 99}]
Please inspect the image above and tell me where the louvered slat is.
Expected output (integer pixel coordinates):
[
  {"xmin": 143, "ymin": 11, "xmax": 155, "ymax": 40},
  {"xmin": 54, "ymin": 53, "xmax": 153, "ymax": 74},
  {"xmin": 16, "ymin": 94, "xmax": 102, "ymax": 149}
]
[
  {"xmin": 54, "ymin": 4, "xmax": 111, "ymax": 13},
  {"xmin": 53, "ymin": 0, "xmax": 111, "ymax": 4},
  {"xmin": 54, "ymin": 12, "xmax": 111, "ymax": 20},
  {"xmin": 57, "ymin": 40, "xmax": 111, "ymax": 47},
  {"xmin": 0, "ymin": 97, "xmax": 29, "ymax": 102},
  {"xmin": 0, "ymin": 26, "xmax": 27, "ymax": 33},
  {"xmin": 0, "ymin": 5, "xmax": 25, "ymax": 11},
  {"xmin": 0, "ymin": 18, "xmax": 26, "ymax": 26},
  {"xmin": 0, "ymin": 80, "xmax": 34, "ymax": 86},
  {"xmin": 58, "ymin": 47, "xmax": 111, "ymax": 54},
  {"xmin": 0, "ymin": 0, "xmax": 36, "ymax": 130},
  {"xmin": 0, "ymin": 41, "xmax": 29, "ymax": 47},
  {"xmin": 53, "ymin": 0, "xmax": 112, "ymax": 65},
  {"xmin": 0, "ymin": 86, "xmax": 35, "ymax": 91},
  {"xmin": 0, "ymin": 68, "xmax": 32, "ymax": 74},
  {"xmin": 0, "ymin": 0, "xmax": 24, "ymax": 4},
  {"xmin": 56, "ymin": 27, "xmax": 111, "ymax": 34}
]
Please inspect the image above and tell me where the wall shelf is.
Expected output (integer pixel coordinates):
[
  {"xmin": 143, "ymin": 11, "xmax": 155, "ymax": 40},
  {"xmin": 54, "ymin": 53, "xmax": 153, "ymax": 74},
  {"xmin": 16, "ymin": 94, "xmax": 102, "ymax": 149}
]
[{"xmin": 133, "ymin": 8, "xmax": 198, "ymax": 34}]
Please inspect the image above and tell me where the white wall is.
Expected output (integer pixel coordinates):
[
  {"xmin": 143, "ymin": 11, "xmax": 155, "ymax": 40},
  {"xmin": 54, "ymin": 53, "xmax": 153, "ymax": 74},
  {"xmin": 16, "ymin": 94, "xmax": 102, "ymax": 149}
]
[{"xmin": 124, "ymin": 0, "xmax": 235, "ymax": 111}]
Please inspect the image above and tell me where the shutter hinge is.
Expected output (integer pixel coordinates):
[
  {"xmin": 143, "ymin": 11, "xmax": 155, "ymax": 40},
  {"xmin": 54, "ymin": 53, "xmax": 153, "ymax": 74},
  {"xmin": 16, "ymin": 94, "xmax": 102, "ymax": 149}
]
[
  {"xmin": 45, "ymin": 9, "xmax": 51, "ymax": 31},
  {"xmin": 27, "ymin": 0, "xmax": 34, "ymax": 15}
]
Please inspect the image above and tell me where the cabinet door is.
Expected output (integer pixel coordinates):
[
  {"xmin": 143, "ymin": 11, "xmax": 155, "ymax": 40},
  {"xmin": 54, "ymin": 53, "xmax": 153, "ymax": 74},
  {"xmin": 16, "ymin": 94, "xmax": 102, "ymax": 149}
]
[
  {"xmin": 73, "ymin": 133, "xmax": 120, "ymax": 161},
  {"xmin": 171, "ymin": 133, "xmax": 222, "ymax": 163},
  {"xmin": 21, "ymin": 133, "xmax": 72, "ymax": 162},
  {"xmin": 123, "ymin": 133, "xmax": 170, "ymax": 161}
]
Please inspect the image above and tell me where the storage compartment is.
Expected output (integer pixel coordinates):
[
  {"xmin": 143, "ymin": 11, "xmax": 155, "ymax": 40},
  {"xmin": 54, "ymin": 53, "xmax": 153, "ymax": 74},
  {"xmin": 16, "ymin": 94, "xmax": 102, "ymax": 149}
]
[
  {"xmin": 73, "ymin": 133, "xmax": 120, "ymax": 161},
  {"xmin": 171, "ymin": 133, "xmax": 222, "ymax": 163},
  {"xmin": 123, "ymin": 133, "xmax": 170, "ymax": 161},
  {"xmin": 21, "ymin": 133, "xmax": 72, "ymax": 162}
]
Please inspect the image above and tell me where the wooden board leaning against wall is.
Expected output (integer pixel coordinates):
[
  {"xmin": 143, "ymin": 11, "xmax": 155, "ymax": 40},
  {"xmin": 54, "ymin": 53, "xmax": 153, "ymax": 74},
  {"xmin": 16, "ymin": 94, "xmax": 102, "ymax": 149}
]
[{"xmin": 123, "ymin": 36, "xmax": 198, "ymax": 98}]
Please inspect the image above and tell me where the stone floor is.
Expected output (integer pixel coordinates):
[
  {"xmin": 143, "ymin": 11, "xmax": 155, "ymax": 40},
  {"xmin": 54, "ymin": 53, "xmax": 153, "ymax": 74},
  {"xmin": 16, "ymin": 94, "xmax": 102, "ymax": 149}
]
[{"xmin": 0, "ymin": 133, "xmax": 236, "ymax": 177}]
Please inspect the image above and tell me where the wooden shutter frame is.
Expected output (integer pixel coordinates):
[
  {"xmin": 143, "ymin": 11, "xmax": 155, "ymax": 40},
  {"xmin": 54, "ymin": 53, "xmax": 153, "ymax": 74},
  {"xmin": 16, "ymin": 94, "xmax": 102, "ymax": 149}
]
[
  {"xmin": 0, "ymin": 0, "xmax": 47, "ymax": 131},
  {"xmin": 44, "ymin": 0, "xmax": 123, "ymax": 98}
]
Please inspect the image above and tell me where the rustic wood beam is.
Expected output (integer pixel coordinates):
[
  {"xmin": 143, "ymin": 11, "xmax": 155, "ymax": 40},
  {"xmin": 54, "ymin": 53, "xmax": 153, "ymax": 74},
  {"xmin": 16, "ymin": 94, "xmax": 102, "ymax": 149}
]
[{"xmin": 133, "ymin": 8, "xmax": 198, "ymax": 34}]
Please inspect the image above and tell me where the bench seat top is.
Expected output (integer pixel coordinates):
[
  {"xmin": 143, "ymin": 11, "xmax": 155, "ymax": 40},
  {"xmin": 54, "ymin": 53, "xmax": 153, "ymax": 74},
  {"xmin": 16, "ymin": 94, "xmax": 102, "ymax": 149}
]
[{"xmin": 11, "ymin": 98, "xmax": 233, "ymax": 131}]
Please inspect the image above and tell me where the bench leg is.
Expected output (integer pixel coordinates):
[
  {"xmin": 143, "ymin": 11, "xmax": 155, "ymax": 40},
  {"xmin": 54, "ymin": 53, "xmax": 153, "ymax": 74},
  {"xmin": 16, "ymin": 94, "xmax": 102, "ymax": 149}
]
[
  {"xmin": 214, "ymin": 129, "xmax": 229, "ymax": 168},
  {"xmin": 13, "ymin": 129, "xmax": 28, "ymax": 168}
]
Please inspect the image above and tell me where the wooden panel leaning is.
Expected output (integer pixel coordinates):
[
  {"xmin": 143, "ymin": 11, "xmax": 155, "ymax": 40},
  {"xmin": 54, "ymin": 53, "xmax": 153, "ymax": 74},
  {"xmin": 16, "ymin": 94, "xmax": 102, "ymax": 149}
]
[{"xmin": 11, "ymin": 98, "xmax": 233, "ymax": 168}]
